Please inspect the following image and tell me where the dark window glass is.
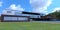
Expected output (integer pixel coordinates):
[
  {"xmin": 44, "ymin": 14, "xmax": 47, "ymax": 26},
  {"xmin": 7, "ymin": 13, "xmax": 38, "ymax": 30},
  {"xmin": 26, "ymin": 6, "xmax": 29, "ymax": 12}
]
[{"xmin": 7, "ymin": 11, "xmax": 11, "ymax": 13}]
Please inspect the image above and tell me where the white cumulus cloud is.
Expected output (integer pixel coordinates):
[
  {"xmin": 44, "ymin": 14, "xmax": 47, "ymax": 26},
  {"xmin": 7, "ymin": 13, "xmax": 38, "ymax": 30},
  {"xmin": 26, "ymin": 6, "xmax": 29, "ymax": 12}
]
[
  {"xmin": 30, "ymin": 0, "xmax": 52, "ymax": 13},
  {"xmin": 6, "ymin": 4, "xmax": 25, "ymax": 11}
]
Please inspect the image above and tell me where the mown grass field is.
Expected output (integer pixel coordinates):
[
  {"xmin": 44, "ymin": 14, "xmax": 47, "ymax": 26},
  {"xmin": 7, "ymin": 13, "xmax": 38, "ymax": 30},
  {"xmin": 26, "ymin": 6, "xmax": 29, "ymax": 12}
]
[{"xmin": 0, "ymin": 22, "xmax": 60, "ymax": 30}]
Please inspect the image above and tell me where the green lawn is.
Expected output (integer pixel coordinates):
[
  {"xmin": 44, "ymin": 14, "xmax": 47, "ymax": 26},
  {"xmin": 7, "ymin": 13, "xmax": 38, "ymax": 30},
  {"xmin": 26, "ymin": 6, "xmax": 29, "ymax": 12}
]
[{"xmin": 0, "ymin": 22, "xmax": 60, "ymax": 30}]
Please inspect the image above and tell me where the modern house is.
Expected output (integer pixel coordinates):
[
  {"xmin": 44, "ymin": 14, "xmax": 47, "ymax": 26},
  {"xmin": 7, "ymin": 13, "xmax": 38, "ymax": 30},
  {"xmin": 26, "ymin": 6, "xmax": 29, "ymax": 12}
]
[{"xmin": 1, "ymin": 9, "xmax": 41, "ymax": 22}]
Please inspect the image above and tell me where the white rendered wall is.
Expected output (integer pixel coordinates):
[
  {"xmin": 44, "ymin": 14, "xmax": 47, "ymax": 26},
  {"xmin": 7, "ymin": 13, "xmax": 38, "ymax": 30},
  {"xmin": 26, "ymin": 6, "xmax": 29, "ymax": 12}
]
[
  {"xmin": 2, "ymin": 10, "xmax": 15, "ymax": 15},
  {"xmin": 2, "ymin": 10, "xmax": 22, "ymax": 15}
]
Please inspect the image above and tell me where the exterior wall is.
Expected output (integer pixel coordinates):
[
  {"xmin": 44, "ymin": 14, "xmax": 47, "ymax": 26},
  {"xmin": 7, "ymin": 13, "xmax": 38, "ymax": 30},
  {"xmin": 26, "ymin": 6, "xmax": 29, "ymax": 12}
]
[
  {"xmin": 30, "ymin": 15, "xmax": 40, "ymax": 18},
  {"xmin": 4, "ymin": 16, "xmax": 28, "ymax": 21},
  {"xmin": 2, "ymin": 10, "xmax": 22, "ymax": 15},
  {"xmin": 2, "ymin": 10, "xmax": 15, "ymax": 15},
  {"xmin": 1, "ymin": 15, "xmax": 30, "ymax": 22},
  {"xmin": 15, "ymin": 11, "xmax": 22, "ymax": 15},
  {"xmin": 16, "ymin": 14, "xmax": 41, "ymax": 18},
  {"xmin": 2, "ymin": 10, "xmax": 41, "ymax": 21}
]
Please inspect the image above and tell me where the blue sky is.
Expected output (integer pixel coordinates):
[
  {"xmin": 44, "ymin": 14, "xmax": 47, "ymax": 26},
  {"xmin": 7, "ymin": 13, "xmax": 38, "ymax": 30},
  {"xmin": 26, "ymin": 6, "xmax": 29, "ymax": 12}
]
[
  {"xmin": 0, "ymin": 0, "xmax": 60, "ymax": 15},
  {"xmin": 47, "ymin": 0, "xmax": 60, "ymax": 13}
]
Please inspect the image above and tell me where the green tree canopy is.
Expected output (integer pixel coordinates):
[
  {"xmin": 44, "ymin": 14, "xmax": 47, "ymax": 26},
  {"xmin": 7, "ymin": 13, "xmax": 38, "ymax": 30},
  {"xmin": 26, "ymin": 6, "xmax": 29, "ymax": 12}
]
[{"xmin": 48, "ymin": 11, "xmax": 60, "ymax": 20}]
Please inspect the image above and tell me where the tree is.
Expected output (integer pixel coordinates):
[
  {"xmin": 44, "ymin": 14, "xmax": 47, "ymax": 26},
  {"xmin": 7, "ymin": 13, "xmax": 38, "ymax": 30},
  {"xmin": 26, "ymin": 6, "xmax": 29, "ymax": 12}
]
[{"xmin": 48, "ymin": 11, "xmax": 60, "ymax": 20}]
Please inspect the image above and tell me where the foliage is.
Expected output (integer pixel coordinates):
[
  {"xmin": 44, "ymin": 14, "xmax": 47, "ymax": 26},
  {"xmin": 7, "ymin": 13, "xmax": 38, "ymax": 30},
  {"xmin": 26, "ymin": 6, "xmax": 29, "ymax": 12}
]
[{"xmin": 48, "ymin": 11, "xmax": 60, "ymax": 20}]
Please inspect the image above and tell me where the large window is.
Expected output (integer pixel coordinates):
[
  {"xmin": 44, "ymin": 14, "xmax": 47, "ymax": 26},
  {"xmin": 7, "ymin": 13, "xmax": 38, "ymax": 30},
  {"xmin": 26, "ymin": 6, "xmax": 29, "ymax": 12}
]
[
  {"xmin": 4, "ymin": 16, "xmax": 28, "ymax": 21},
  {"xmin": 18, "ymin": 17, "xmax": 28, "ymax": 20},
  {"xmin": 7, "ymin": 11, "xmax": 11, "ymax": 13},
  {"xmin": 21, "ymin": 14, "xmax": 40, "ymax": 18},
  {"xmin": 30, "ymin": 15, "xmax": 40, "ymax": 18},
  {"xmin": 4, "ymin": 16, "xmax": 17, "ymax": 20}
]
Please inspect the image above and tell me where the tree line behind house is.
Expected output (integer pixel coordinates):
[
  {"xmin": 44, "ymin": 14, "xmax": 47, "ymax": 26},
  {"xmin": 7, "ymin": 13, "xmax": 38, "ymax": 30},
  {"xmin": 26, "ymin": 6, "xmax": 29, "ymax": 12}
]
[{"xmin": 48, "ymin": 11, "xmax": 60, "ymax": 20}]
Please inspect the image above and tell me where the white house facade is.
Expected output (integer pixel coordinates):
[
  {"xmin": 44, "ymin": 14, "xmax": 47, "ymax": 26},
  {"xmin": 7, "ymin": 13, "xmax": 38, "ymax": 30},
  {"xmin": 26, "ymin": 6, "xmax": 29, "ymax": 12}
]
[{"xmin": 1, "ymin": 9, "xmax": 41, "ymax": 22}]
